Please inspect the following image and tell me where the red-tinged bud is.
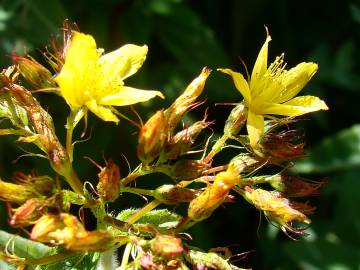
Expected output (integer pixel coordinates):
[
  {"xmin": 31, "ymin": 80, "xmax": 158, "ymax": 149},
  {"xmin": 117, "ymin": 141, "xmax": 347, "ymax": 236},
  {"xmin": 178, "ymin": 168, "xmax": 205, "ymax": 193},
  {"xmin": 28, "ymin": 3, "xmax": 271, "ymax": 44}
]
[
  {"xmin": 0, "ymin": 178, "xmax": 34, "ymax": 204},
  {"xmin": 150, "ymin": 234, "xmax": 183, "ymax": 259},
  {"xmin": 166, "ymin": 119, "xmax": 211, "ymax": 159},
  {"xmin": 223, "ymin": 103, "xmax": 247, "ymax": 136},
  {"xmin": 10, "ymin": 198, "xmax": 48, "ymax": 227},
  {"xmin": 188, "ymin": 170, "xmax": 239, "ymax": 221},
  {"xmin": 96, "ymin": 159, "xmax": 121, "ymax": 202},
  {"xmin": 137, "ymin": 110, "xmax": 167, "ymax": 164},
  {"xmin": 255, "ymin": 129, "xmax": 304, "ymax": 163},
  {"xmin": 165, "ymin": 67, "xmax": 211, "ymax": 131},
  {"xmin": 154, "ymin": 184, "xmax": 197, "ymax": 204},
  {"xmin": 259, "ymin": 174, "xmax": 324, "ymax": 197},
  {"xmin": 13, "ymin": 55, "xmax": 55, "ymax": 89},
  {"xmin": 243, "ymin": 187, "xmax": 311, "ymax": 236},
  {"xmin": 170, "ymin": 159, "xmax": 210, "ymax": 180}
]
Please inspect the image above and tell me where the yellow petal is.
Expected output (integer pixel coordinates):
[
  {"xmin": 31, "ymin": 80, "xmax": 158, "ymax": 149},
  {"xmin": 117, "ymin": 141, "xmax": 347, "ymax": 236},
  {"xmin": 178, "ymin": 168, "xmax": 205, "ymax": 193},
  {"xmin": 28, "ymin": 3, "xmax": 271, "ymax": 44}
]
[
  {"xmin": 98, "ymin": 86, "xmax": 164, "ymax": 106},
  {"xmin": 55, "ymin": 32, "xmax": 100, "ymax": 107},
  {"xmin": 260, "ymin": 96, "xmax": 328, "ymax": 116},
  {"xmin": 217, "ymin": 68, "xmax": 251, "ymax": 103},
  {"xmin": 98, "ymin": 44, "xmax": 148, "ymax": 82},
  {"xmin": 275, "ymin": 62, "xmax": 318, "ymax": 103},
  {"xmin": 86, "ymin": 100, "xmax": 119, "ymax": 123},
  {"xmin": 247, "ymin": 110, "xmax": 264, "ymax": 148},
  {"xmin": 251, "ymin": 31, "xmax": 271, "ymax": 86}
]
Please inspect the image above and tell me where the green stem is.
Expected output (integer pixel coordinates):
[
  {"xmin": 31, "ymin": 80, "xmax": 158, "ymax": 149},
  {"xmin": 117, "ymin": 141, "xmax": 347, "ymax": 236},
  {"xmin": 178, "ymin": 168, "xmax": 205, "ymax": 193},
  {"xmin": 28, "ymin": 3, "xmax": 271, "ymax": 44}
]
[
  {"xmin": 121, "ymin": 186, "xmax": 155, "ymax": 197},
  {"xmin": 63, "ymin": 167, "xmax": 84, "ymax": 195},
  {"xmin": 203, "ymin": 134, "xmax": 230, "ymax": 163},
  {"xmin": 66, "ymin": 108, "xmax": 85, "ymax": 162}
]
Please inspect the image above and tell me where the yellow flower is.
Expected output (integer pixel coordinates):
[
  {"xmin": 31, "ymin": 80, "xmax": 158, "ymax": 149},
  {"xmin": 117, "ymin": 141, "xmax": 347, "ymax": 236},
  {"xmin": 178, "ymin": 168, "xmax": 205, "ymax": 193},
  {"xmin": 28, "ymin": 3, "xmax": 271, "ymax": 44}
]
[
  {"xmin": 55, "ymin": 31, "xmax": 164, "ymax": 122},
  {"xmin": 218, "ymin": 32, "xmax": 328, "ymax": 147}
]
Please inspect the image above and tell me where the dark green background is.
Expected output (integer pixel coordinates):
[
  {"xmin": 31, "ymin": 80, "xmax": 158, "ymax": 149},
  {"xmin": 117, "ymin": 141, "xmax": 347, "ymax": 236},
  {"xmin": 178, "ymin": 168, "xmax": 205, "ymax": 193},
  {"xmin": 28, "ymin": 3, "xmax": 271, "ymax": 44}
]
[{"xmin": 0, "ymin": 0, "xmax": 359, "ymax": 269}]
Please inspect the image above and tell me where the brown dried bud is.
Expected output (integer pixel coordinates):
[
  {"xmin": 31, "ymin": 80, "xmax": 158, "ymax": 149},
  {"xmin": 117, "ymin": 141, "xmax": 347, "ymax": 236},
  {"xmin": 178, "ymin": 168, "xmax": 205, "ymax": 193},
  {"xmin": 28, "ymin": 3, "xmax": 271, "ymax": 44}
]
[
  {"xmin": 165, "ymin": 119, "xmax": 211, "ymax": 159},
  {"xmin": 14, "ymin": 172, "xmax": 55, "ymax": 196},
  {"xmin": 275, "ymin": 175, "xmax": 323, "ymax": 197},
  {"xmin": 154, "ymin": 184, "xmax": 197, "ymax": 204},
  {"xmin": 10, "ymin": 198, "xmax": 48, "ymax": 227},
  {"xmin": 170, "ymin": 159, "xmax": 210, "ymax": 180},
  {"xmin": 13, "ymin": 55, "xmax": 55, "ymax": 89},
  {"xmin": 165, "ymin": 67, "xmax": 211, "ymax": 132},
  {"xmin": 137, "ymin": 110, "xmax": 167, "ymax": 164},
  {"xmin": 255, "ymin": 129, "xmax": 304, "ymax": 163},
  {"xmin": 96, "ymin": 159, "xmax": 121, "ymax": 202},
  {"xmin": 150, "ymin": 234, "xmax": 183, "ymax": 259}
]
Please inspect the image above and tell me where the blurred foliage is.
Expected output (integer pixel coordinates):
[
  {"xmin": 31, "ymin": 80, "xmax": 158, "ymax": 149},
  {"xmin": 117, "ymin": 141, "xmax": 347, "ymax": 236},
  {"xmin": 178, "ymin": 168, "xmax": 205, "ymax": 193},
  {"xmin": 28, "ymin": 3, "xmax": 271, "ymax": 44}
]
[{"xmin": 0, "ymin": 0, "xmax": 359, "ymax": 269}]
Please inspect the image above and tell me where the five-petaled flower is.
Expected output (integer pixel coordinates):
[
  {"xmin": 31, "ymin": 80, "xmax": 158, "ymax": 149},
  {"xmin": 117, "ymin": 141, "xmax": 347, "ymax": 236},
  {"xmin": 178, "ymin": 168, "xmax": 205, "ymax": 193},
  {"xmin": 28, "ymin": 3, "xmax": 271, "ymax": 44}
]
[
  {"xmin": 218, "ymin": 31, "xmax": 328, "ymax": 147},
  {"xmin": 55, "ymin": 31, "xmax": 164, "ymax": 122}
]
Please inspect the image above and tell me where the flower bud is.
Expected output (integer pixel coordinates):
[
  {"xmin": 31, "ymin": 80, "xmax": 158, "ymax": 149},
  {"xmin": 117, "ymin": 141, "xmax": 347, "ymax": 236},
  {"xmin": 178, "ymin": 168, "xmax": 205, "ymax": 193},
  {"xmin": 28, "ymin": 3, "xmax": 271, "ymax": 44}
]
[
  {"xmin": 170, "ymin": 159, "xmax": 210, "ymax": 180},
  {"xmin": 165, "ymin": 119, "xmax": 210, "ymax": 159},
  {"xmin": 223, "ymin": 103, "xmax": 247, "ymax": 136},
  {"xmin": 66, "ymin": 231, "xmax": 116, "ymax": 252},
  {"xmin": 243, "ymin": 187, "xmax": 311, "ymax": 235},
  {"xmin": 188, "ymin": 170, "xmax": 238, "ymax": 221},
  {"xmin": 150, "ymin": 234, "xmax": 183, "ymax": 259},
  {"xmin": 137, "ymin": 110, "xmax": 167, "ymax": 164},
  {"xmin": 165, "ymin": 67, "xmax": 211, "ymax": 131},
  {"xmin": 255, "ymin": 129, "xmax": 304, "ymax": 163},
  {"xmin": 13, "ymin": 55, "xmax": 55, "ymax": 89},
  {"xmin": 228, "ymin": 154, "xmax": 260, "ymax": 176},
  {"xmin": 154, "ymin": 184, "xmax": 197, "ymax": 205},
  {"xmin": 0, "ymin": 178, "xmax": 34, "ymax": 204},
  {"xmin": 10, "ymin": 198, "xmax": 47, "ymax": 227},
  {"xmin": 96, "ymin": 159, "xmax": 121, "ymax": 201}
]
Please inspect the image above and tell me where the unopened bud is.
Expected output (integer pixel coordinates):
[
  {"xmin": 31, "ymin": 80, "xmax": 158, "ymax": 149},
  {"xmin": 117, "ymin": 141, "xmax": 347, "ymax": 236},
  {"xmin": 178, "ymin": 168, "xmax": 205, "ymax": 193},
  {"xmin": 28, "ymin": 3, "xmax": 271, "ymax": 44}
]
[
  {"xmin": 66, "ymin": 231, "xmax": 117, "ymax": 252},
  {"xmin": 228, "ymin": 154, "xmax": 259, "ymax": 176},
  {"xmin": 150, "ymin": 234, "xmax": 183, "ymax": 259},
  {"xmin": 13, "ymin": 55, "xmax": 55, "ymax": 89},
  {"xmin": 223, "ymin": 103, "xmax": 247, "ymax": 136},
  {"xmin": 137, "ymin": 110, "xmax": 167, "ymax": 164},
  {"xmin": 188, "ymin": 170, "xmax": 238, "ymax": 221},
  {"xmin": 170, "ymin": 159, "xmax": 210, "ymax": 180},
  {"xmin": 243, "ymin": 187, "xmax": 311, "ymax": 235},
  {"xmin": 165, "ymin": 67, "xmax": 211, "ymax": 131},
  {"xmin": 154, "ymin": 184, "xmax": 197, "ymax": 204},
  {"xmin": 96, "ymin": 159, "xmax": 121, "ymax": 201},
  {"xmin": 166, "ymin": 119, "xmax": 210, "ymax": 159},
  {"xmin": 0, "ymin": 178, "xmax": 34, "ymax": 204}
]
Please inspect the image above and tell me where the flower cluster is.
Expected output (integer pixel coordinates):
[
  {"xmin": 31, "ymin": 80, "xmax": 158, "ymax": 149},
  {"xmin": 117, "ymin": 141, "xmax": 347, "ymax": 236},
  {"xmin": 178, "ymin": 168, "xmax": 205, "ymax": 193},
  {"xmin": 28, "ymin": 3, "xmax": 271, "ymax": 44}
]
[{"xmin": 0, "ymin": 24, "xmax": 327, "ymax": 269}]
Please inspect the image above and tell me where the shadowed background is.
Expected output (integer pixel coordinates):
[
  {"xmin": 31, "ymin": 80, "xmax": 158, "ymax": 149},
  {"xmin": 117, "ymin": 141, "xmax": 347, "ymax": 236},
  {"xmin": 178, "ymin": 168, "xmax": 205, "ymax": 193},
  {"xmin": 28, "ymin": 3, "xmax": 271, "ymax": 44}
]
[{"xmin": 0, "ymin": 0, "xmax": 359, "ymax": 269}]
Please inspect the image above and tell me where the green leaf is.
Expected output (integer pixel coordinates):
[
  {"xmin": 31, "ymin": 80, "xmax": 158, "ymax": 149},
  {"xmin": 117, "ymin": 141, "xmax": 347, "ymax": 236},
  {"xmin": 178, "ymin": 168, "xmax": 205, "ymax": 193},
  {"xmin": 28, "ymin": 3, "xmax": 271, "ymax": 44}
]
[
  {"xmin": 294, "ymin": 125, "xmax": 360, "ymax": 173},
  {"xmin": 0, "ymin": 230, "xmax": 53, "ymax": 259},
  {"xmin": 117, "ymin": 208, "xmax": 181, "ymax": 227},
  {"xmin": 36, "ymin": 251, "xmax": 100, "ymax": 270}
]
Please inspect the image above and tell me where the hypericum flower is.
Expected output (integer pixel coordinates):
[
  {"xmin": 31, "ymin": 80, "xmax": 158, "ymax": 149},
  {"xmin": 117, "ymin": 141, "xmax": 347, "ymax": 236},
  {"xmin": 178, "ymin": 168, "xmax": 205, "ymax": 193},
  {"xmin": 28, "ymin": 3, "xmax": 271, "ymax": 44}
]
[
  {"xmin": 218, "ymin": 31, "xmax": 328, "ymax": 147},
  {"xmin": 55, "ymin": 31, "xmax": 164, "ymax": 122}
]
